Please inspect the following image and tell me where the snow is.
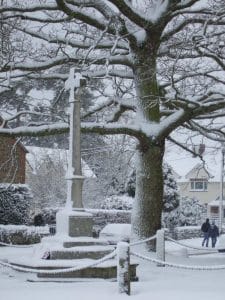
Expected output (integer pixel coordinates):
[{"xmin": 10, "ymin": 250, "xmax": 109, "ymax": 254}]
[
  {"xmin": 0, "ymin": 225, "xmax": 49, "ymax": 235},
  {"xmin": 208, "ymin": 200, "xmax": 225, "ymax": 207},
  {"xmin": 28, "ymin": 88, "xmax": 54, "ymax": 108},
  {"xmin": 145, "ymin": 0, "xmax": 169, "ymax": 23},
  {"xmin": 129, "ymin": 0, "xmax": 169, "ymax": 24},
  {"xmin": 1, "ymin": 237, "xmax": 225, "ymax": 299},
  {"xmin": 100, "ymin": 224, "xmax": 131, "ymax": 244},
  {"xmin": 117, "ymin": 242, "xmax": 130, "ymax": 293},
  {"xmin": 133, "ymin": 29, "xmax": 147, "ymax": 45},
  {"xmin": 65, "ymin": 69, "xmax": 84, "ymax": 92},
  {"xmin": 56, "ymin": 209, "xmax": 93, "ymax": 236}
]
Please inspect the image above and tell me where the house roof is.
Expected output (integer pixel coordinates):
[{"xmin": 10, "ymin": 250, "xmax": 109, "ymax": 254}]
[
  {"xmin": 165, "ymin": 147, "xmax": 222, "ymax": 183},
  {"xmin": 26, "ymin": 146, "xmax": 96, "ymax": 178},
  {"xmin": 208, "ymin": 198, "xmax": 225, "ymax": 207},
  {"xmin": 0, "ymin": 116, "xmax": 29, "ymax": 154}
]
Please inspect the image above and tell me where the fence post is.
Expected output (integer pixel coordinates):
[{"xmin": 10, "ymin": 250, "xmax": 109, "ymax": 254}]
[
  {"xmin": 117, "ymin": 241, "xmax": 130, "ymax": 295},
  {"xmin": 156, "ymin": 229, "xmax": 165, "ymax": 266}
]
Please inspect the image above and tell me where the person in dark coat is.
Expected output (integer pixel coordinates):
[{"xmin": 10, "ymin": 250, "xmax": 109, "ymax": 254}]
[
  {"xmin": 201, "ymin": 218, "xmax": 210, "ymax": 247},
  {"xmin": 208, "ymin": 220, "xmax": 219, "ymax": 248}
]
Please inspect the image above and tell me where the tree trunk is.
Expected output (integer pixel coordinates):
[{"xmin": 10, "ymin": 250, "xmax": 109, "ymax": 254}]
[
  {"xmin": 132, "ymin": 140, "xmax": 165, "ymax": 244},
  {"xmin": 131, "ymin": 40, "xmax": 165, "ymax": 246}
]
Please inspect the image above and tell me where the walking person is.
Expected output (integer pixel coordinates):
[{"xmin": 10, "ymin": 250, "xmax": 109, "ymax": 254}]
[
  {"xmin": 201, "ymin": 218, "xmax": 210, "ymax": 247},
  {"xmin": 208, "ymin": 220, "xmax": 219, "ymax": 248}
]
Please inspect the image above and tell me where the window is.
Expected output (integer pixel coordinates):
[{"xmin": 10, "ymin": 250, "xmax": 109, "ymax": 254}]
[
  {"xmin": 210, "ymin": 206, "xmax": 219, "ymax": 214},
  {"xmin": 190, "ymin": 179, "xmax": 208, "ymax": 191}
]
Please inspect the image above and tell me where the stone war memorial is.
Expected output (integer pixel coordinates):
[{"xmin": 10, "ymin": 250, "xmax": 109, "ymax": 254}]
[{"xmin": 9, "ymin": 69, "xmax": 138, "ymax": 281}]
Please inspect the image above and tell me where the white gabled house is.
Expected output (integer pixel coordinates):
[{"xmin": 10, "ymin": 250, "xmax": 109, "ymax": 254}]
[{"xmin": 166, "ymin": 147, "xmax": 225, "ymax": 223}]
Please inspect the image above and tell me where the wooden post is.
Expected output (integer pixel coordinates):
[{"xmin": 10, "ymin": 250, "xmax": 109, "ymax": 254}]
[
  {"xmin": 156, "ymin": 229, "xmax": 165, "ymax": 266},
  {"xmin": 117, "ymin": 242, "xmax": 130, "ymax": 295}
]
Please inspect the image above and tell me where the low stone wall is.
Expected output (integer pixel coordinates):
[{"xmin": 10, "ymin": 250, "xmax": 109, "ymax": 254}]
[
  {"xmin": 166, "ymin": 226, "xmax": 202, "ymax": 240},
  {"xmin": 88, "ymin": 210, "xmax": 207, "ymax": 240},
  {"xmin": 166, "ymin": 226, "xmax": 225, "ymax": 240},
  {"xmin": 0, "ymin": 225, "xmax": 49, "ymax": 245}
]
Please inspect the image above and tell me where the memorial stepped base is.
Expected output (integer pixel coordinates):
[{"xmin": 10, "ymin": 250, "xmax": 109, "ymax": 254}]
[
  {"xmin": 50, "ymin": 245, "xmax": 115, "ymax": 260},
  {"xmin": 9, "ymin": 236, "xmax": 138, "ymax": 280},
  {"xmin": 11, "ymin": 257, "xmax": 138, "ymax": 280}
]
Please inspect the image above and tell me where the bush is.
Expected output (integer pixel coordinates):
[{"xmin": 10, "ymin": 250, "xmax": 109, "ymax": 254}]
[
  {"xmin": 0, "ymin": 225, "xmax": 49, "ymax": 245},
  {"xmin": 33, "ymin": 214, "xmax": 45, "ymax": 226},
  {"xmin": 100, "ymin": 195, "xmax": 133, "ymax": 210},
  {"xmin": 31, "ymin": 207, "xmax": 60, "ymax": 226},
  {"xmin": 177, "ymin": 196, "xmax": 206, "ymax": 226},
  {"xmin": 0, "ymin": 184, "xmax": 32, "ymax": 225},
  {"xmin": 162, "ymin": 196, "xmax": 207, "ymax": 228}
]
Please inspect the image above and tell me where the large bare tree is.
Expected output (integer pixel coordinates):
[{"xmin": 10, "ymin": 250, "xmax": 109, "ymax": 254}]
[{"xmin": 0, "ymin": 0, "xmax": 225, "ymax": 241}]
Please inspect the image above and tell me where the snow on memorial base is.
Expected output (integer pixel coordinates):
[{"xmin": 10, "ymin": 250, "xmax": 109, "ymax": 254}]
[{"xmin": 8, "ymin": 209, "xmax": 138, "ymax": 280}]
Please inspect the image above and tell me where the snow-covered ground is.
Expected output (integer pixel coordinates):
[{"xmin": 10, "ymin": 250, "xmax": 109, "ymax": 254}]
[{"xmin": 1, "ymin": 238, "xmax": 225, "ymax": 300}]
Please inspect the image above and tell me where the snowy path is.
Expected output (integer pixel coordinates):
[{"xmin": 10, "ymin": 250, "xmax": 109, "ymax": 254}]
[{"xmin": 1, "ymin": 238, "xmax": 225, "ymax": 300}]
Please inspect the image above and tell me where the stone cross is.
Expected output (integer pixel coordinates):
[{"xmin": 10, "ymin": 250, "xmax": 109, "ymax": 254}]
[{"xmin": 65, "ymin": 68, "xmax": 86, "ymax": 210}]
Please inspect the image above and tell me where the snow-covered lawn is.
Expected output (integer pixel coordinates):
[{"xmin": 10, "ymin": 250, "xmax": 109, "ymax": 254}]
[{"xmin": 1, "ymin": 238, "xmax": 225, "ymax": 300}]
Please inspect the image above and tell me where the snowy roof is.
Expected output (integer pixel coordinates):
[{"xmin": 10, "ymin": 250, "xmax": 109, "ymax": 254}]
[
  {"xmin": 0, "ymin": 115, "xmax": 28, "ymax": 153},
  {"xmin": 208, "ymin": 199, "xmax": 225, "ymax": 207},
  {"xmin": 165, "ymin": 147, "xmax": 222, "ymax": 183},
  {"xmin": 26, "ymin": 146, "xmax": 96, "ymax": 178}
]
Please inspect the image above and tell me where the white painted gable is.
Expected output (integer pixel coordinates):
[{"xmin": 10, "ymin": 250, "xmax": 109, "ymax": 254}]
[
  {"xmin": 165, "ymin": 146, "xmax": 221, "ymax": 183},
  {"xmin": 185, "ymin": 163, "xmax": 212, "ymax": 180}
]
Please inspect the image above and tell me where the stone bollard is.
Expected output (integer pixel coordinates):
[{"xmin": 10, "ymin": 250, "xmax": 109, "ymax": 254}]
[
  {"xmin": 156, "ymin": 229, "xmax": 165, "ymax": 267},
  {"xmin": 117, "ymin": 241, "xmax": 130, "ymax": 295}
]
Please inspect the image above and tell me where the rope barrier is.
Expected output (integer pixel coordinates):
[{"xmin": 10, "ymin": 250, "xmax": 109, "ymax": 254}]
[
  {"xmin": 130, "ymin": 234, "xmax": 156, "ymax": 246},
  {"xmin": 130, "ymin": 251, "xmax": 225, "ymax": 271},
  {"xmin": 166, "ymin": 236, "xmax": 217, "ymax": 252},
  {"xmin": 0, "ymin": 249, "xmax": 117, "ymax": 275},
  {"xmin": 0, "ymin": 241, "xmax": 34, "ymax": 248}
]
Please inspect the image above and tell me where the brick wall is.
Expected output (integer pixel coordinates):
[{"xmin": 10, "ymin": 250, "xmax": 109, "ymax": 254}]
[{"xmin": 0, "ymin": 137, "xmax": 26, "ymax": 183}]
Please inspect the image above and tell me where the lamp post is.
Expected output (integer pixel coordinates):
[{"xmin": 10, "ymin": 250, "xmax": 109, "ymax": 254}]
[{"xmin": 219, "ymin": 143, "xmax": 225, "ymax": 233}]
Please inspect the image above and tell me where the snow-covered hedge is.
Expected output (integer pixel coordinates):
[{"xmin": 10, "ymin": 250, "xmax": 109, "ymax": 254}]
[
  {"xmin": 0, "ymin": 225, "xmax": 49, "ymax": 245},
  {"xmin": 162, "ymin": 196, "xmax": 207, "ymax": 228},
  {"xmin": 30, "ymin": 208, "xmax": 61, "ymax": 226},
  {"xmin": 31, "ymin": 207, "xmax": 131, "ymax": 237},
  {"xmin": 39, "ymin": 207, "xmax": 59, "ymax": 225},
  {"xmin": 0, "ymin": 184, "xmax": 32, "ymax": 225},
  {"xmin": 100, "ymin": 195, "xmax": 133, "ymax": 210}
]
